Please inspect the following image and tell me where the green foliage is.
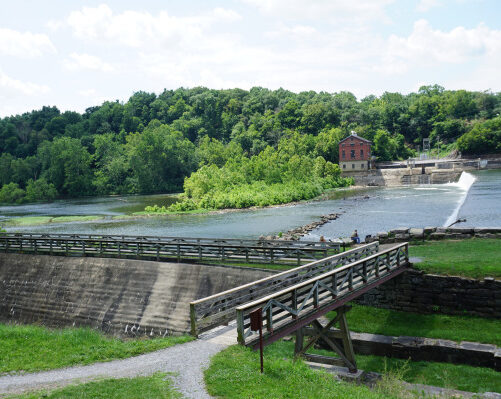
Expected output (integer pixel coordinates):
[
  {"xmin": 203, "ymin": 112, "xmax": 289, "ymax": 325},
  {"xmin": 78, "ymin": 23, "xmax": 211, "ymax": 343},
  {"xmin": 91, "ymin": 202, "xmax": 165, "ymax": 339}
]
[
  {"xmin": 457, "ymin": 117, "xmax": 501, "ymax": 155},
  {"xmin": 14, "ymin": 373, "xmax": 183, "ymax": 399},
  {"xmin": 0, "ymin": 182, "xmax": 25, "ymax": 204},
  {"xmin": 38, "ymin": 136, "xmax": 92, "ymax": 197},
  {"xmin": 0, "ymin": 323, "xmax": 193, "ymax": 373},
  {"xmin": 126, "ymin": 124, "xmax": 196, "ymax": 193},
  {"xmin": 0, "ymin": 86, "xmax": 498, "ymax": 203},
  {"xmin": 25, "ymin": 178, "xmax": 58, "ymax": 202},
  {"xmin": 169, "ymin": 138, "xmax": 350, "ymax": 211}
]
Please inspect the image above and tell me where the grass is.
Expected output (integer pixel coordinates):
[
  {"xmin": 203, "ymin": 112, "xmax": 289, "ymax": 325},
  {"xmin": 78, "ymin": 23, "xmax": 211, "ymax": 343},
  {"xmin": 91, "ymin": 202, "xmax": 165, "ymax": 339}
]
[
  {"xmin": 354, "ymin": 354, "xmax": 501, "ymax": 394},
  {"xmin": 0, "ymin": 323, "xmax": 193, "ymax": 374},
  {"xmin": 10, "ymin": 373, "xmax": 182, "ymax": 399},
  {"xmin": 205, "ymin": 345, "xmax": 401, "ymax": 399},
  {"xmin": 4, "ymin": 216, "xmax": 53, "ymax": 226},
  {"xmin": 309, "ymin": 342, "xmax": 501, "ymax": 393},
  {"xmin": 409, "ymin": 239, "xmax": 501, "ymax": 279},
  {"xmin": 50, "ymin": 215, "xmax": 104, "ymax": 223},
  {"xmin": 4, "ymin": 215, "xmax": 104, "ymax": 226},
  {"xmin": 329, "ymin": 304, "xmax": 501, "ymax": 346},
  {"xmin": 208, "ymin": 341, "xmax": 501, "ymax": 396}
]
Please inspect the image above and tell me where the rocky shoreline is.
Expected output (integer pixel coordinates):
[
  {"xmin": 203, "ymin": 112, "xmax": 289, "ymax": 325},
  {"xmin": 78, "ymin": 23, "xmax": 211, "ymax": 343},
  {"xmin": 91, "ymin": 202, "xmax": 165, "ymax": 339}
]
[{"xmin": 260, "ymin": 213, "xmax": 340, "ymax": 241}]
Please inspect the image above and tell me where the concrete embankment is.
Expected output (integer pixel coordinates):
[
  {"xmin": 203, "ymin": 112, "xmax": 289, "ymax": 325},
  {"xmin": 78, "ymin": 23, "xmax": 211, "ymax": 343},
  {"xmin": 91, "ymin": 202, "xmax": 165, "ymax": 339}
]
[
  {"xmin": 343, "ymin": 157, "xmax": 501, "ymax": 187},
  {"xmin": 0, "ymin": 253, "xmax": 273, "ymax": 336}
]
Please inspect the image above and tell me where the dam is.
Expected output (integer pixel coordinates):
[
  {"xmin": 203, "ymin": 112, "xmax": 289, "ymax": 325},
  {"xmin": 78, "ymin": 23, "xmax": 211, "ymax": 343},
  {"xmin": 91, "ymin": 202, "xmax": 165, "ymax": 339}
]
[{"xmin": 0, "ymin": 253, "xmax": 273, "ymax": 336}]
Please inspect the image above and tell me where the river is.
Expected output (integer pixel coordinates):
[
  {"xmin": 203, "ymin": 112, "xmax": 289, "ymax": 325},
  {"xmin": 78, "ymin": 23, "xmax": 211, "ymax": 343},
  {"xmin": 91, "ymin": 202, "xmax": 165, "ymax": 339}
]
[{"xmin": 0, "ymin": 169, "xmax": 500, "ymax": 240}]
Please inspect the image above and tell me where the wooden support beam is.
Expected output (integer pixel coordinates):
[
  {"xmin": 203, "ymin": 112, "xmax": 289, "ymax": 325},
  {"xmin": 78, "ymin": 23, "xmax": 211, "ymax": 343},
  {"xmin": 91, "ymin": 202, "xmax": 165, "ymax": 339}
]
[{"xmin": 295, "ymin": 305, "xmax": 357, "ymax": 373}]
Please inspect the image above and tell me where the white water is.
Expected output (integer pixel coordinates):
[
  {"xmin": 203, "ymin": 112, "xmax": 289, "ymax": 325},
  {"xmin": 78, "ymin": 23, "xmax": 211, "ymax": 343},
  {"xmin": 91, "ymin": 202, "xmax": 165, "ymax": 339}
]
[{"xmin": 443, "ymin": 172, "xmax": 477, "ymax": 227}]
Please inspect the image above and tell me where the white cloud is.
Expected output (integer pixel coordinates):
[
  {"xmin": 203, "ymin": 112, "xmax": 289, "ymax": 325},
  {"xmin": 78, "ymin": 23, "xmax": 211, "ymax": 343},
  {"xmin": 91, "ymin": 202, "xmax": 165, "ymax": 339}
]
[
  {"xmin": 0, "ymin": 70, "xmax": 50, "ymax": 97},
  {"xmin": 242, "ymin": 0, "xmax": 394, "ymax": 22},
  {"xmin": 0, "ymin": 28, "xmax": 56, "ymax": 58},
  {"xmin": 387, "ymin": 20, "xmax": 501, "ymax": 65},
  {"xmin": 64, "ymin": 4, "xmax": 241, "ymax": 48},
  {"xmin": 63, "ymin": 53, "xmax": 114, "ymax": 72},
  {"xmin": 416, "ymin": 0, "xmax": 442, "ymax": 12}
]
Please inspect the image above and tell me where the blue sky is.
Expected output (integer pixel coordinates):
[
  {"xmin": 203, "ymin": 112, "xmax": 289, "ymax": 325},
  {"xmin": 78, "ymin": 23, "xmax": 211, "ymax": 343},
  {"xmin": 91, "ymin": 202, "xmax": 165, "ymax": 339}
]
[{"xmin": 0, "ymin": 0, "xmax": 500, "ymax": 117}]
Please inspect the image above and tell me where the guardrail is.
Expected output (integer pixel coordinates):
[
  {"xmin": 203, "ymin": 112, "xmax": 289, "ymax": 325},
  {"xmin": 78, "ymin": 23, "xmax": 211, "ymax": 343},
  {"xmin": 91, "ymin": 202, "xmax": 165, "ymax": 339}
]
[
  {"xmin": 189, "ymin": 242, "xmax": 379, "ymax": 336},
  {"xmin": 236, "ymin": 243, "xmax": 409, "ymax": 347},
  {"xmin": 0, "ymin": 232, "xmax": 343, "ymax": 250},
  {"xmin": 0, "ymin": 233, "xmax": 342, "ymax": 266}
]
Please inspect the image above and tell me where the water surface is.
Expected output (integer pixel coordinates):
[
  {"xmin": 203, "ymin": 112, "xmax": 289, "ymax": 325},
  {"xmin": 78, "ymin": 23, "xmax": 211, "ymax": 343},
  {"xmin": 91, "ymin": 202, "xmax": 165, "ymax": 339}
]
[{"xmin": 1, "ymin": 170, "xmax": 499, "ymax": 240}]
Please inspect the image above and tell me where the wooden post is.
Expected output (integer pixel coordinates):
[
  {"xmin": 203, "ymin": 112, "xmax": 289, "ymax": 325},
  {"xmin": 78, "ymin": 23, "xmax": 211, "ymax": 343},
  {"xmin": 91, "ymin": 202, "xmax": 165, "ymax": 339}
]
[
  {"xmin": 294, "ymin": 327, "xmax": 304, "ymax": 356},
  {"xmin": 338, "ymin": 306, "xmax": 357, "ymax": 373},
  {"xmin": 190, "ymin": 304, "xmax": 198, "ymax": 337}
]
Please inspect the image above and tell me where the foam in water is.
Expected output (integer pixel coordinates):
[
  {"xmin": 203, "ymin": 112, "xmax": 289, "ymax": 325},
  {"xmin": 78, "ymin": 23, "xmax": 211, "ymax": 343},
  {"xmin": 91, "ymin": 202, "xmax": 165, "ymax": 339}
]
[{"xmin": 443, "ymin": 172, "xmax": 476, "ymax": 227}]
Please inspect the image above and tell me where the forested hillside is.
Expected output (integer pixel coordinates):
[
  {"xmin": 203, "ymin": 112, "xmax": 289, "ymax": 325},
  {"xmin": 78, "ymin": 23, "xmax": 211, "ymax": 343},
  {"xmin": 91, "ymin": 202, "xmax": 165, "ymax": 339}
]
[{"xmin": 0, "ymin": 85, "xmax": 500, "ymax": 206}]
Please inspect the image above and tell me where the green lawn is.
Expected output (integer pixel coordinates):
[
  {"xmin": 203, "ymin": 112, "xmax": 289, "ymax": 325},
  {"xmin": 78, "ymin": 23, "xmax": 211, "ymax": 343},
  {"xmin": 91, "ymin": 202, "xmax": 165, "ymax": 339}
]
[
  {"xmin": 354, "ymin": 354, "xmax": 501, "ymax": 394},
  {"xmin": 330, "ymin": 304, "xmax": 501, "ymax": 346},
  {"xmin": 216, "ymin": 340, "xmax": 501, "ymax": 396},
  {"xmin": 10, "ymin": 373, "xmax": 182, "ymax": 399},
  {"xmin": 409, "ymin": 239, "xmax": 501, "ymax": 279},
  {"xmin": 0, "ymin": 323, "xmax": 193, "ymax": 374},
  {"xmin": 205, "ymin": 345, "xmax": 402, "ymax": 399}
]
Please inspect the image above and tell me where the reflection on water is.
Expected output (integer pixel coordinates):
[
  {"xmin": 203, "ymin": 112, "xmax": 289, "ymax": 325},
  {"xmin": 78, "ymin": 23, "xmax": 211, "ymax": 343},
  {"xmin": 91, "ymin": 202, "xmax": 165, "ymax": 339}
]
[{"xmin": 1, "ymin": 170, "xmax": 500, "ymax": 240}]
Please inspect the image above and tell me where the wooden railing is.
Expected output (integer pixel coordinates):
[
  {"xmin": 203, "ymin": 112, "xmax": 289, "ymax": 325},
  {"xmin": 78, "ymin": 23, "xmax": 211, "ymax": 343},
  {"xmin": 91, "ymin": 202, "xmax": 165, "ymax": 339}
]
[
  {"xmin": 235, "ymin": 243, "xmax": 409, "ymax": 346},
  {"xmin": 0, "ymin": 232, "xmax": 343, "ymax": 250},
  {"xmin": 0, "ymin": 233, "xmax": 342, "ymax": 266},
  {"xmin": 189, "ymin": 242, "xmax": 379, "ymax": 336}
]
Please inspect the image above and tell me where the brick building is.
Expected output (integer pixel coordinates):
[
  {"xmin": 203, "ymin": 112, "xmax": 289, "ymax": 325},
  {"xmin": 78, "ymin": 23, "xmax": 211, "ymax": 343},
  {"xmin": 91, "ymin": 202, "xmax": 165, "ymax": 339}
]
[{"xmin": 339, "ymin": 132, "xmax": 372, "ymax": 171}]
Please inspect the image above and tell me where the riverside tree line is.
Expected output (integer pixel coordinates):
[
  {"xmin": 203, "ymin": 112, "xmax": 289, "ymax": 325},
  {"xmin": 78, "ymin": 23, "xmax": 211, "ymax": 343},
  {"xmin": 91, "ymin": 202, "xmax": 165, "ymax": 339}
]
[{"xmin": 0, "ymin": 85, "xmax": 500, "ymax": 208}]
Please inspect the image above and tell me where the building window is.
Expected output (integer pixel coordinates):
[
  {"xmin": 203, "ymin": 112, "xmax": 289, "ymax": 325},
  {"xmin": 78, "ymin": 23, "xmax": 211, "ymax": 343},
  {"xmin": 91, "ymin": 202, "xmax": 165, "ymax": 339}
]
[
  {"xmin": 352, "ymin": 164, "xmax": 355, "ymax": 169},
  {"xmin": 351, "ymin": 150, "xmax": 355, "ymax": 159},
  {"xmin": 360, "ymin": 149, "xmax": 364, "ymax": 157},
  {"xmin": 343, "ymin": 164, "xmax": 346, "ymax": 169},
  {"xmin": 361, "ymin": 163, "xmax": 364, "ymax": 168},
  {"xmin": 342, "ymin": 150, "xmax": 345, "ymax": 159}
]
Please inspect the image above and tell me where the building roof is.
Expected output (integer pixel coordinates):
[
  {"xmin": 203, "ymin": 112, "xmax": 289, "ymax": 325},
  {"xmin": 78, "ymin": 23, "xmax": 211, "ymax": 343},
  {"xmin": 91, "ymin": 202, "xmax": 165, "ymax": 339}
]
[{"xmin": 339, "ymin": 132, "xmax": 372, "ymax": 145}]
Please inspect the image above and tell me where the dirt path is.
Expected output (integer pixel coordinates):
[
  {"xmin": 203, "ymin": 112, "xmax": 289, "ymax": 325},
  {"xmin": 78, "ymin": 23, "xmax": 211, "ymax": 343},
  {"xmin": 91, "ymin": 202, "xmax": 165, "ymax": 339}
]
[{"xmin": 0, "ymin": 324, "xmax": 237, "ymax": 398}]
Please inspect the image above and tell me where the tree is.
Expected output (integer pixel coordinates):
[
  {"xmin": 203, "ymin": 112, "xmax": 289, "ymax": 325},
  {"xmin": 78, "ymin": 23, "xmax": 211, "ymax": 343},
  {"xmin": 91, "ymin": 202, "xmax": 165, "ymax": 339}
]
[
  {"xmin": 38, "ymin": 137, "xmax": 92, "ymax": 197},
  {"xmin": 126, "ymin": 124, "xmax": 197, "ymax": 193},
  {"xmin": 25, "ymin": 178, "xmax": 58, "ymax": 202},
  {"xmin": 0, "ymin": 183, "xmax": 25, "ymax": 204}
]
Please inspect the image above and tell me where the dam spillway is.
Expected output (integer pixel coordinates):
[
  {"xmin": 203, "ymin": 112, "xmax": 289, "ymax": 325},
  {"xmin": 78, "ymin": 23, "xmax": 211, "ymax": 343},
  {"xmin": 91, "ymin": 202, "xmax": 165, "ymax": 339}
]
[{"xmin": 0, "ymin": 253, "xmax": 273, "ymax": 336}]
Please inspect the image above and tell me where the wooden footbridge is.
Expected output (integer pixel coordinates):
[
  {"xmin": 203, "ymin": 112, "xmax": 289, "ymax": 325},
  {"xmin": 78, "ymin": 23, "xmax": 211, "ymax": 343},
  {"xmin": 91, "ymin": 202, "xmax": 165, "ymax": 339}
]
[{"xmin": 192, "ymin": 241, "xmax": 410, "ymax": 372}]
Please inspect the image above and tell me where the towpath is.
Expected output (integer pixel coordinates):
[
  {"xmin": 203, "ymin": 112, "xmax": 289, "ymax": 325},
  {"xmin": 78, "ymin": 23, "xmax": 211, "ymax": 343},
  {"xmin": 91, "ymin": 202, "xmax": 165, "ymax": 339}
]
[{"xmin": 0, "ymin": 323, "xmax": 237, "ymax": 398}]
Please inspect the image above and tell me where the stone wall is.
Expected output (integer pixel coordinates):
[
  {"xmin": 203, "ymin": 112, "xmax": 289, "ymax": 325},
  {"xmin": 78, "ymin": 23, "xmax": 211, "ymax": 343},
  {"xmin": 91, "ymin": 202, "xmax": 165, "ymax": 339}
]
[
  {"xmin": 367, "ymin": 227, "xmax": 501, "ymax": 243},
  {"xmin": 0, "ymin": 253, "xmax": 273, "ymax": 336},
  {"xmin": 355, "ymin": 269, "xmax": 501, "ymax": 318}
]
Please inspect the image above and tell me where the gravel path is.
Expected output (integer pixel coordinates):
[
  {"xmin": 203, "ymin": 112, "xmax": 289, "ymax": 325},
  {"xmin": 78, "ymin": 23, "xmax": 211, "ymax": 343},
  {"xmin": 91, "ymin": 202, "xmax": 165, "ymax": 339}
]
[{"xmin": 0, "ymin": 324, "xmax": 237, "ymax": 398}]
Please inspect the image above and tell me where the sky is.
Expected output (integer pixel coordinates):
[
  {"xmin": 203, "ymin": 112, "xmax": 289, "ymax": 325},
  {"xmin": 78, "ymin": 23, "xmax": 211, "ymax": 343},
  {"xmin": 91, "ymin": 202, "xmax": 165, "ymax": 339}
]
[{"xmin": 0, "ymin": 0, "xmax": 500, "ymax": 117}]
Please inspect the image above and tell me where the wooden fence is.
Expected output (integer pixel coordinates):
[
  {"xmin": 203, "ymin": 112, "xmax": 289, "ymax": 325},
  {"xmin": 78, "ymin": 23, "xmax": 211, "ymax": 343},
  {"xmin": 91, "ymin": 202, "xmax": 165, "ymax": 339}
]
[
  {"xmin": 190, "ymin": 242, "xmax": 379, "ymax": 336},
  {"xmin": 0, "ymin": 233, "xmax": 342, "ymax": 266},
  {"xmin": 235, "ymin": 243, "xmax": 409, "ymax": 347}
]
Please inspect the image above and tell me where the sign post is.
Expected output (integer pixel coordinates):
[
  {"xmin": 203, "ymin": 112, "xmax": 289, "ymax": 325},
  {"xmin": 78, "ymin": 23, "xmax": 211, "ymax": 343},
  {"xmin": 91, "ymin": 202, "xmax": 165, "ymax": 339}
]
[{"xmin": 249, "ymin": 308, "xmax": 264, "ymax": 373}]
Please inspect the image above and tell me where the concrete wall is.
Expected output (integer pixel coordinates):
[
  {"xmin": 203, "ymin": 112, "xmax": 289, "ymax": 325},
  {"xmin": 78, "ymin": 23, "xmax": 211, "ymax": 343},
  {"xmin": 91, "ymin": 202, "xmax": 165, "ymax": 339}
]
[
  {"xmin": 344, "ymin": 168, "xmax": 461, "ymax": 187},
  {"xmin": 340, "ymin": 160, "xmax": 369, "ymax": 172},
  {"xmin": 355, "ymin": 269, "xmax": 501, "ymax": 318},
  {"xmin": 0, "ymin": 253, "xmax": 273, "ymax": 336}
]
